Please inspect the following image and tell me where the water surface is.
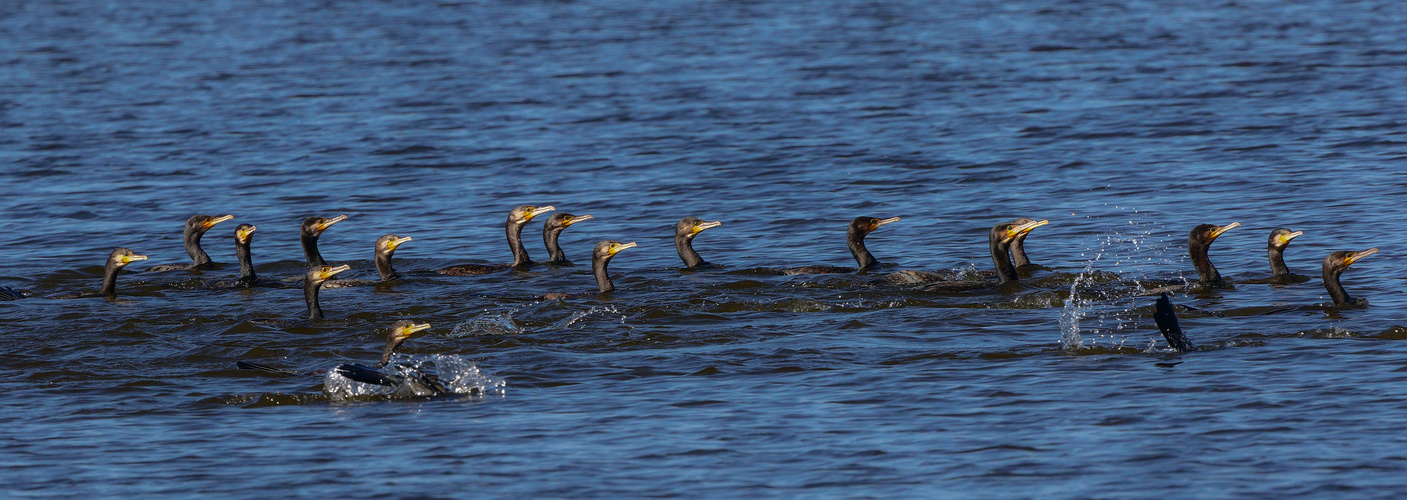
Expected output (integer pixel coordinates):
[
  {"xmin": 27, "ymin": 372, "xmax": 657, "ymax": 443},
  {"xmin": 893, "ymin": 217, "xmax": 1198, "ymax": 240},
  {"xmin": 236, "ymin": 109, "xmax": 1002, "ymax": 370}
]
[{"xmin": 4, "ymin": 0, "xmax": 1407, "ymax": 496}]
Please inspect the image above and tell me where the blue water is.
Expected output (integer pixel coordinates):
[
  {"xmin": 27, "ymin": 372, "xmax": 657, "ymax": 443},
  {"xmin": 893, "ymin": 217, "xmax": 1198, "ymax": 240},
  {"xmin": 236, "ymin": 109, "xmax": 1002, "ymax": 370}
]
[{"xmin": 5, "ymin": 0, "xmax": 1407, "ymax": 496}]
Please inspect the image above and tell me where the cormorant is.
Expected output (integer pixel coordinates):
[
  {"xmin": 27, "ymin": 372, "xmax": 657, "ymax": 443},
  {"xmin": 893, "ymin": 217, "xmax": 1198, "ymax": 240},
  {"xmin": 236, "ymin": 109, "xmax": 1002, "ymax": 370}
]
[
  {"xmin": 305, "ymin": 264, "xmax": 351, "ymax": 319},
  {"xmin": 207, "ymin": 223, "xmax": 286, "ymax": 289},
  {"xmin": 914, "ymin": 219, "xmax": 1048, "ymax": 291},
  {"xmin": 675, "ymin": 217, "xmax": 722, "ymax": 269},
  {"xmin": 881, "ymin": 219, "xmax": 1048, "ymax": 287},
  {"xmin": 543, "ymin": 240, "xmax": 637, "ymax": 299},
  {"xmin": 300, "ymin": 215, "xmax": 348, "ymax": 268},
  {"xmin": 437, "ymin": 205, "xmax": 555, "ymax": 275},
  {"xmin": 50, "ymin": 248, "xmax": 148, "ymax": 299},
  {"xmin": 1323, "ymin": 248, "xmax": 1378, "ymax": 306},
  {"xmin": 320, "ymin": 235, "xmax": 413, "ymax": 288},
  {"xmin": 1188, "ymin": 222, "xmax": 1239, "ymax": 288},
  {"xmin": 333, "ymin": 321, "xmax": 452, "ymax": 397},
  {"xmin": 1266, "ymin": 228, "xmax": 1309, "ymax": 283},
  {"xmin": 782, "ymin": 216, "xmax": 900, "ymax": 274},
  {"xmin": 148, "ymin": 214, "xmax": 233, "ymax": 271},
  {"xmin": 238, "ymin": 321, "xmax": 454, "ymax": 397},
  {"xmin": 543, "ymin": 213, "xmax": 594, "ymax": 266}
]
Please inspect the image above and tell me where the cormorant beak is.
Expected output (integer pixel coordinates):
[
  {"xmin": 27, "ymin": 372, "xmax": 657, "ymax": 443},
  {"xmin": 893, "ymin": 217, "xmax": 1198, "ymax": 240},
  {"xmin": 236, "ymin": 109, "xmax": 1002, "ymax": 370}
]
[
  {"xmin": 871, "ymin": 217, "xmax": 901, "ymax": 231},
  {"xmin": 564, "ymin": 214, "xmax": 594, "ymax": 227},
  {"xmin": 321, "ymin": 264, "xmax": 352, "ymax": 279},
  {"xmin": 395, "ymin": 322, "xmax": 433, "ymax": 339},
  {"xmin": 1015, "ymin": 219, "xmax": 1049, "ymax": 235},
  {"xmin": 388, "ymin": 236, "xmax": 413, "ymax": 250},
  {"xmin": 1345, "ymin": 248, "xmax": 1379, "ymax": 266},
  {"xmin": 1009, "ymin": 219, "xmax": 1049, "ymax": 237},
  {"xmin": 317, "ymin": 215, "xmax": 349, "ymax": 231},
  {"xmin": 694, "ymin": 220, "xmax": 722, "ymax": 234},
  {"xmin": 526, "ymin": 206, "xmax": 556, "ymax": 221},
  {"xmin": 238, "ymin": 225, "xmax": 257, "ymax": 242},
  {"xmin": 121, "ymin": 254, "xmax": 149, "ymax": 264},
  {"xmin": 205, "ymin": 215, "xmax": 235, "ymax": 229},
  {"xmin": 609, "ymin": 242, "xmax": 638, "ymax": 255},
  {"xmin": 1210, "ymin": 222, "xmax": 1240, "ymax": 239},
  {"xmin": 1277, "ymin": 230, "xmax": 1304, "ymax": 246}
]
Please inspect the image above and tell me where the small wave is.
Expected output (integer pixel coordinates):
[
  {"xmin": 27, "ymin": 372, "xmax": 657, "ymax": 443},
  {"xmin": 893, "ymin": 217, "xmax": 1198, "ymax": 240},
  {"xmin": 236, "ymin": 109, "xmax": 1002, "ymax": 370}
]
[{"xmin": 448, "ymin": 308, "xmax": 526, "ymax": 337}]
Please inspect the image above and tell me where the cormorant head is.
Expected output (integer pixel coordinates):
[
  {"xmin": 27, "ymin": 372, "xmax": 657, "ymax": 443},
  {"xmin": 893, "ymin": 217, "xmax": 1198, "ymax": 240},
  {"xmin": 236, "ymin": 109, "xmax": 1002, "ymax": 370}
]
[
  {"xmin": 306, "ymin": 264, "xmax": 351, "ymax": 284},
  {"xmin": 848, "ymin": 216, "xmax": 901, "ymax": 238},
  {"xmin": 188, "ymin": 214, "xmax": 234, "ymax": 234},
  {"xmin": 1323, "ymin": 248, "xmax": 1378, "ymax": 275},
  {"xmin": 991, "ymin": 219, "xmax": 1049, "ymax": 245},
  {"xmin": 107, "ymin": 248, "xmax": 149, "ymax": 268},
  {"xmin": 301, "ymin": 215, "xmax": 348, "ymax": 237},
  {"xmin": 1268, "ymin": 228, "xmax": 1303, "ymax": 251},
  {"xmin": 593, "ymin": 240, "xmax": 637, "ymax": 263},
  {"xmin": 234, "ymin": 224, "xmax": 257, "ymax": 245},
  {"xmin": 381, "ymin": 320, "xmax": 432, "ymax": 365},
  {"xmin": 509, "ymin": 205, "xmax": 556, "ymax": 225},
  {"xmin": 376, "ymin": 234, "xmax": 413, "ymax": 254},
  {"xmin": 1011, "ymin": 217, "xmax": 1048, "ymax": 240},
  {"xmin": 1189, "ymin": 222, "xmax": 1239, "ymax": 249},
  {"xmin": 676, "ymin": 217, "xmax": 722, "ymax": 240},
  {"xmin": 389, "ymin": 320, "xmax": 432, "ymax": 343},
  {"xmin": 545, "ymin": 213, "xmax": 594, "ymax": 232}
]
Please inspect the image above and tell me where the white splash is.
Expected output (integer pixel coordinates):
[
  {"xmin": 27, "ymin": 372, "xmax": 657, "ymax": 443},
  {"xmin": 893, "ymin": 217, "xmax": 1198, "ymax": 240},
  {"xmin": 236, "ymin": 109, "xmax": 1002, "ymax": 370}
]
[
  {"xmin": 1058, "ymin": 207, "xmax": 1184, "ymax": 351},
  {"xmin": 323, "ymin": 354, "xmax": 506, "ymax": 401}
]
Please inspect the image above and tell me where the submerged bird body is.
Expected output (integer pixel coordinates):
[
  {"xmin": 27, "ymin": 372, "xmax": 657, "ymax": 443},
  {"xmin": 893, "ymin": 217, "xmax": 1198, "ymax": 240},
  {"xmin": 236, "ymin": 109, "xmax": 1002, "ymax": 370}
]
[
  {"xmin": 543, "ymin": 213, "xmax": 593, "ymax": 266},
  {"xmin": 783, "ymin": 216, "xmax": 900, "ymax": 275},
  {"xmin": 675, "ymin": 217, "xmax": 722, "ymax": 269},
  {"xmin": 438, "ymin": 205, "xmax": 555, "ymax": 275},
  {"xmin": 1322, "ymin": 248, "xmax": 1378, "ymax": 306},
  {"xmin": 148, "ymin": 214, "xmax": 233, "ymax": 272},
  {"xmin": 51, "ymin": 248, "xmax": 148, "ymax": 299}
]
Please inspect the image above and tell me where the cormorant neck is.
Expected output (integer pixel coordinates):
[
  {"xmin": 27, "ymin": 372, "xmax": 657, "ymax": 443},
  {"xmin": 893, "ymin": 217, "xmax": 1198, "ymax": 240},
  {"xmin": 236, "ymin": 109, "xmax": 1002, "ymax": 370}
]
[
  {"xmin": 185, "ymin": 226, "xmax": 212, "ymax": 267},
  {"xmin": 847, "ymin": 229, "xmax": 877, "ymax": 270},
  {"xmin": 375, "ymin": 248, "xmax": 398, "ymax": 281},
  {"xmin": 1268, "ymin": 245, "xmax": 1290, "ymax": 277},
  {"xmin": 1323, "ymin": 266, "xmax": 1350, "ymax": 305},
  {"xmin": 237, "ymin": 238, "xmax": 256, "ymax": 281},
  {"xmin": 990, "ymin": 238, "xmax": 1018, "ymax": 284},
  {"xmin": 305, "ymin": 279, "xmax": 324, "ymax": 319},
  {"xmin": 380, "ymin": 337, "xmax": 407, "ymax": 366},
  {"xmin": 507, "ymin": 220, "xmax": 531, "ymax": 268},
  {"xmin": 99, "ymin": 262, "xmax": 122, "ymax": 296},
  {"xmin": 302, "ymin": 232, "xmax": 325, "ymax": 268},
  {"xmin": 593, "ymin": 255, "xmax": 615, "ymax": 293},
  {"xmin": 1190, "ymin": 242, "xmax": 1223, "ymax": 286},
  {"xmin": 676, "ymin": 233, "xmax": 704, "ymax": 268},
  {"xmin": 544, "ymin": 226, "xmax": 568, "ymax": 264},
  {"xmin": 1011, "ymin": 234, "xmax": 1030, "ymax": 268}
]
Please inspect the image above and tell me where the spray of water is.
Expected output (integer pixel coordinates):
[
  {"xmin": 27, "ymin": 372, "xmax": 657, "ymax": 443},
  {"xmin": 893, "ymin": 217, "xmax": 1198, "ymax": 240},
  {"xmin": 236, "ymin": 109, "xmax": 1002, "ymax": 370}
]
[{"xmin": 1058, "ymin": 207, "xmax": 1186, "ymax": 351}]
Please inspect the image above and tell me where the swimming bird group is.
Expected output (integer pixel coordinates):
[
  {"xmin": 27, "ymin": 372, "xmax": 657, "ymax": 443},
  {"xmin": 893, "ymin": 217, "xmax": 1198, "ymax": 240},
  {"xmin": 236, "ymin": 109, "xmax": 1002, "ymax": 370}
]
[{"xmin": 0, "ymin": 207, "xmax": 1382, "ymax": 396}]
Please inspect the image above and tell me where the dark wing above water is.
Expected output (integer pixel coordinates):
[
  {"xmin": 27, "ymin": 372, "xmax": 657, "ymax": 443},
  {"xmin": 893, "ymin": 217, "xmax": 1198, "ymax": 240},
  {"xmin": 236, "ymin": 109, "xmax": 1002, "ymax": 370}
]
[{"xmin": 1154, "ymin": 293, "xmax": 1194, "ymax": 353}]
